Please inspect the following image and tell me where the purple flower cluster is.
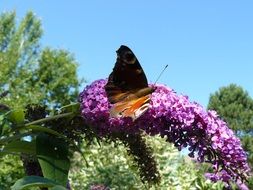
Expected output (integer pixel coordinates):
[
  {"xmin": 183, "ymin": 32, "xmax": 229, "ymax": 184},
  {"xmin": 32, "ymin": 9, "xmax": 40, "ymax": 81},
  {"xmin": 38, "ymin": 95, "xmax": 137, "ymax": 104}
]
[{"xmin": 79, "ymin": 79, "xmax": 250, "ymax": 187}]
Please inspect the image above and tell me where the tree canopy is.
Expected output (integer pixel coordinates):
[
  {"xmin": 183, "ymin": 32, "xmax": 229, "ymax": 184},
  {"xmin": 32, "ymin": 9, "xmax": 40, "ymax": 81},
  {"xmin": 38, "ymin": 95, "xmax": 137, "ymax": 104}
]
[
  {"xmin": 208, "ymin": 84, "xmax": 253, "ymax": 188},
  {"xmin": 0, "ymin": 11, "xmax": 79, "ymax": 109},
  {"xmin": 208, "ymin": 84, "xmax": 253, "ymax": 134},
  {"xmin": 0, "ymin": 10, "xmax": 80, "ymax": 189}
]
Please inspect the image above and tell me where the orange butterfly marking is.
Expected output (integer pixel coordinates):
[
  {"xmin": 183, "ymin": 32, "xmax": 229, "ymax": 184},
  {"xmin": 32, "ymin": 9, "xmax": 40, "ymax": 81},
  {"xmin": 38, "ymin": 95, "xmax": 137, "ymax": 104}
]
[{"xmin": 110, "ymin": 95, "xmax": 150, "ymax": 120}]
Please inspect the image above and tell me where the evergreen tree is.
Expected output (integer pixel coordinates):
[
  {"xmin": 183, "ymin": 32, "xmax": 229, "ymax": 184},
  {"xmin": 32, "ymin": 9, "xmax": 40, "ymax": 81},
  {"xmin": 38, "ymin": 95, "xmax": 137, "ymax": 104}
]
[{"xmin": 208, "ymin": 84, "xmax": 253, "ymax": 187}]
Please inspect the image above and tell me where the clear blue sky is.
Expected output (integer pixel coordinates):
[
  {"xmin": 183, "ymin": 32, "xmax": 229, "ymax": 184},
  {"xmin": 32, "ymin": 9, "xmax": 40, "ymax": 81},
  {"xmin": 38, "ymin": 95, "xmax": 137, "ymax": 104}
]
[{"xmin": 1, "ymin": 1, "xmax": 253, "ymax": 108}]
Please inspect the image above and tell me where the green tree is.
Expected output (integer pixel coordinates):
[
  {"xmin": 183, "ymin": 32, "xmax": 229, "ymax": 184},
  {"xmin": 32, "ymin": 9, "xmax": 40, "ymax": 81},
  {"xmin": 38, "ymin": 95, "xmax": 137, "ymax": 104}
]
[
  {"xmin": 208, "ymin": 84, "xmax": 253, "ymax": 187},
  {"xmin": 33, "ymin": 48, "xmax": 79, "ymax": 108},
  {"xmin": 0, "ymin": 10, "xmax": 80, "ymax": 188},
  {"xmin": 0, "ymin": 11, "xmax": 79, "ymax": 109}
]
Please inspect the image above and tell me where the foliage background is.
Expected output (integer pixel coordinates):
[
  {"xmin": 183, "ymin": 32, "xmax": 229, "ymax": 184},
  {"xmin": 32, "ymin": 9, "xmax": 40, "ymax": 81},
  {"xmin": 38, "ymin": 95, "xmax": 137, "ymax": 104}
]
[
  {"xmin": 0, "ymin": 11, "xmax": 80, "ymax": 109},
  {"xmin": 69, "ymin": 136, "xmax": 224, "ymax": 190},
  {"xmin": 0, "ymin": 10, "xmax": 251, "ymax": 190}
]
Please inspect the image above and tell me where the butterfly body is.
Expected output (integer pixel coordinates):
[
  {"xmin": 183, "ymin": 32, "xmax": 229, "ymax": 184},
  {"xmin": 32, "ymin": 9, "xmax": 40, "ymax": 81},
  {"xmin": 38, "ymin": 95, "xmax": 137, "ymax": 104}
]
[{"xmin": 105, "ymin": 45, "xmax": 155, "ymax": 120}]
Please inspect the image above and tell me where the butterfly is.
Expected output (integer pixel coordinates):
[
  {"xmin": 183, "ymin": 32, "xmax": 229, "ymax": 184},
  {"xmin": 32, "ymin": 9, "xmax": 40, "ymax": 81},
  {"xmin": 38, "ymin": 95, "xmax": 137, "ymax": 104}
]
[{"xmin": 105, "ymin": 45, "xmax": 156, "ymax": 120}]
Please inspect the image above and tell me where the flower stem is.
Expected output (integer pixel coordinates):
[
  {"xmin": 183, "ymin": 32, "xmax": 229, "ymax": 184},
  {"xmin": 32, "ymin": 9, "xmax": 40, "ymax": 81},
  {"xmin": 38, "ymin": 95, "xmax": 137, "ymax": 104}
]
[{"xmin": 25, "ymin": 112, "xmax": 74, "ymax": 126}]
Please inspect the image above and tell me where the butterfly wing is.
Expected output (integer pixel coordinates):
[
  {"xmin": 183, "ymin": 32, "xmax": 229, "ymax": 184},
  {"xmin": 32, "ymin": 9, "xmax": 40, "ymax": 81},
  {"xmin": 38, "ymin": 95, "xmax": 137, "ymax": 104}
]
[
  {"xmin": 105, "ymin": 45, "xmax": 154, "ymax": 120},
  {"xmin": 105, "ymin": 45, "xmax": 149, "ymax": 101},
  {"xmin": 110, "ymin": 95, "xmax": 151, "ymax": 120}
]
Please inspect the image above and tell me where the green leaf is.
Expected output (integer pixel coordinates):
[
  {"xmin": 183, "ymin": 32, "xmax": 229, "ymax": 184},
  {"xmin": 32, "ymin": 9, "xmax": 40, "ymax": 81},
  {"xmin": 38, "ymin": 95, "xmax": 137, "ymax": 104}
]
[
  {"xmin": 0, "ymin": 114, "xmax": 6, "ymax": 135},
  {"xmin": 7, "ymin": 109, "xmax": 25, "ymax": 125},
  {"xmin": 27, "ymin": 125, "xmax": 84, "ymax": 157},
  {"xmin": 0, "ymin": 122, "xmax": 11, "ymax": 136},
  {"xmin": 1, "ymin": 140, "xmax": 36, "ymax": 156},
  {"xmin": 11, "ymin": 175, "xmax": 67, "ymax": 190},
  {"xmin": 0, "ymin": 114, "xmax": 4, "ymax": 123},
  {"xmin": 36, "ymin": 134, "xmax": 70, "ymax": 186}
]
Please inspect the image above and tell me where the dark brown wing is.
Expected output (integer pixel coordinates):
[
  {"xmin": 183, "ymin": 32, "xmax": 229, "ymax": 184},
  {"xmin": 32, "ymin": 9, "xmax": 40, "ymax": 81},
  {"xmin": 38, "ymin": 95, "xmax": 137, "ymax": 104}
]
[{"xmin": 105, "ymin": 45, "xmax": 149, "ymax": 103}]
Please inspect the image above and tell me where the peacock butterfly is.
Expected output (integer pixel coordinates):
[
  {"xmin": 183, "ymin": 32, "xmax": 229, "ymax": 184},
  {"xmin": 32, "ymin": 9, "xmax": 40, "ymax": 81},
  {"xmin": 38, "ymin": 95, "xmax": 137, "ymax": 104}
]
[{"xmin": 105, "ymin": 45, "xmax": 156, "ymax": 120}]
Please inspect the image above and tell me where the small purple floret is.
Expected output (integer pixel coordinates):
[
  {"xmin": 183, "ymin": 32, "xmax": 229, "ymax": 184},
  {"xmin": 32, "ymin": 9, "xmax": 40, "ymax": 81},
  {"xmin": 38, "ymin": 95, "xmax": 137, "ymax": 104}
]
[{"xmin": 79, "ymin": 79, "xmax": 251, "ymax": 188}]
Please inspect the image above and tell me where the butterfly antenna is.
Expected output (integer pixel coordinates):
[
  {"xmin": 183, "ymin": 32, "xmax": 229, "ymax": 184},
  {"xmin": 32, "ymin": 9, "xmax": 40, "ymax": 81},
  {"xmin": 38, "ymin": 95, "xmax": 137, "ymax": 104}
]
[{"xmin": 154, "ymin": 64, "xmax": 168, "ymax": 84}]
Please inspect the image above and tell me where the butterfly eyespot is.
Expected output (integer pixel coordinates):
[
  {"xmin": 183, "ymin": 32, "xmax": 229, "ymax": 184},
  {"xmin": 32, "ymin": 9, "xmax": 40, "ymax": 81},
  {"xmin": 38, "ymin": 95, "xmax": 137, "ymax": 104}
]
[
  {"xmin": 124, "ymin": 52, "xmax": 136, "ymax": 64},
  {"xmin": 136, "ymin": 69, "xmax": 143, "ymax": 74}
]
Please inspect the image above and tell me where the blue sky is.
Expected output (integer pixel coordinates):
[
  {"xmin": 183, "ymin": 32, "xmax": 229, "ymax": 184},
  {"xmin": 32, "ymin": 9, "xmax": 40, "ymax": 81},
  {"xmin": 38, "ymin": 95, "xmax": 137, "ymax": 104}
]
[{"xmin": 1, "ymin": 1, "xmax": 253, "ymax": 108}]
